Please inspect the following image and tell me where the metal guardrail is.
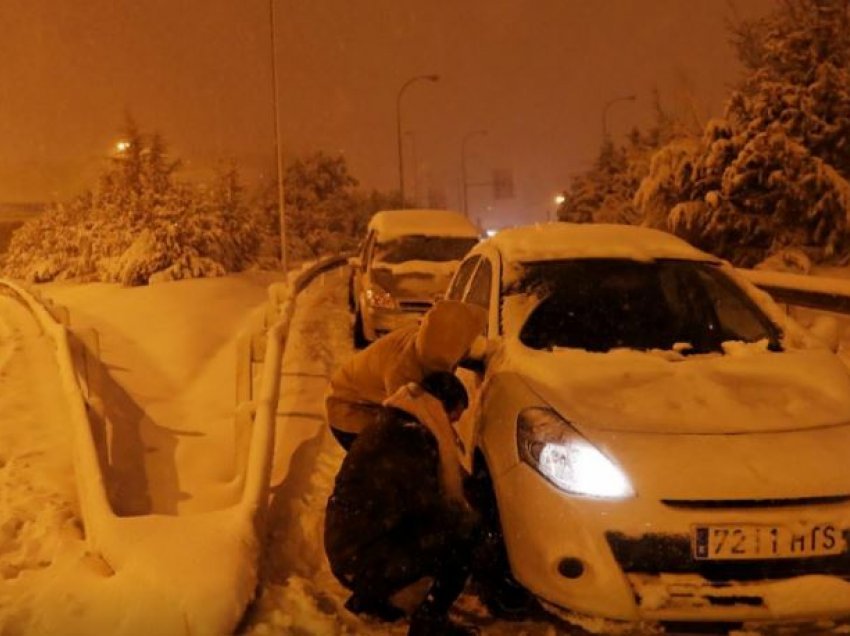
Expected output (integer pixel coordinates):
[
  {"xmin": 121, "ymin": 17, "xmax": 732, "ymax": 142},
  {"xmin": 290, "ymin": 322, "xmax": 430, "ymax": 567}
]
[
  {"xmin": 739, "ymin": 269, "xmax": 850, "ymax": 315},
  {"xmin": 0, "ymin": 258, "xmax": 352, "ymax": 634},
  {"xmin": 237, "ymin": 254, "xmax": 351, "ymax": 517}
]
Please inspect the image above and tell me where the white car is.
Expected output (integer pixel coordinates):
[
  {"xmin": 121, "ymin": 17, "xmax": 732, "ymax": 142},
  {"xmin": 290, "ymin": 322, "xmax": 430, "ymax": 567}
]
[
  {"xmin": 350, "ymin": 209, "xmax": 480, "ymax": 346},
  {"xmin": 450, "ymin": 223, "xmax": 850, "ymax": 627}
]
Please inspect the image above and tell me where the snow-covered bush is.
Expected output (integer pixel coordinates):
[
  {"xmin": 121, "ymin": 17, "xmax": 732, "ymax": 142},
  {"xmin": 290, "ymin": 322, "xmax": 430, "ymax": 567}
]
[
  {"xmin": 635, "ymin": 0, "xmax": 850, "ymax": 265},
  {"xmin": 2, "ymin": 121, "xmax": 262, "ymax": 285}
]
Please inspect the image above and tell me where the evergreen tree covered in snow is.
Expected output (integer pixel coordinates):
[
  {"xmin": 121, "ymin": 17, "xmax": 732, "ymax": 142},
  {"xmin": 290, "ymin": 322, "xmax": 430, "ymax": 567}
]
[
  {"xmin": 255, "ymin": 151, "xmax": 378, "ymax": 261},
  {"xmin": 558, "ymin": 93, "xmax": 681, "ymax": 225},
  {"xmin": 3, "ymin": 119, "xmax": 261, "ymax": 284},
  {"xmin": 637, "ymin": 0, "xmax": 850, "ymax": 265}
]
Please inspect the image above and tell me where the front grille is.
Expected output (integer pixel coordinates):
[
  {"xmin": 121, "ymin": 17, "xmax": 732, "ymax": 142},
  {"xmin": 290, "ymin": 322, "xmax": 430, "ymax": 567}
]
[
  {"xmin": 662, "ymin": 495, "xmax": 850, "ymax": 510},
  {"xmin": 606, "ymin": 531, "xmax": 850, "ymax": 582}
]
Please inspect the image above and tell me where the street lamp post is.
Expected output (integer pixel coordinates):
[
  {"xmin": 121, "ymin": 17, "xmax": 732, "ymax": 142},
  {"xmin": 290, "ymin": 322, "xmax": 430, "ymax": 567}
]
[
  {"xmin": 268, "ymin": 0, "xmax": 287, "ymax": 272},
  {"xmin": 461, "ymin": 129, "xmax": 488, "ymax": 217},
  {"xmin": 396, "ymin": 74, "xmax": 439, "ymax": 208},
  {"xmin": 404, "ymin": 131, "xmax": 418, "ymax": 207},
  {"xmin": 602, "ymin": 94, "xmax": 637, "ymax": 139}
]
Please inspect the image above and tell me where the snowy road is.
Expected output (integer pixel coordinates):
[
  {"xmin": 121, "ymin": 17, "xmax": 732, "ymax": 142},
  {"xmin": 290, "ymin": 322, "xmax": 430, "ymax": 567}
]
[{"xmin": 0, "ymin": 289, "xmax": 87, "ymax": 633}]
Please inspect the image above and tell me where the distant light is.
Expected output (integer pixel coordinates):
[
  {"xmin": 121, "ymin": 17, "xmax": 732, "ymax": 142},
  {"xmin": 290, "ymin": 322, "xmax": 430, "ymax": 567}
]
[
  {"xmin": 115, "ymin": 140, "xmax": 131, "ymax": 153},
  {"xmin": 485, "ymin": 229, "xmax": 498, "ymax": 237},
  {"xmin": 554, "ymin": 194, "xmax": 566, "ymax": 205}
]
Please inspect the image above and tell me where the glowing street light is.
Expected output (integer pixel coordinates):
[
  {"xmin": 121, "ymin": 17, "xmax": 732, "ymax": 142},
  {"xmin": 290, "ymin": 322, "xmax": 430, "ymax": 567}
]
[
  {"xmin": 554, "ymin": 194, "xmax": 566, "ymax": 205},
  {"xmin": 115, "ymin": 140, "xmax": 131, "ymax": 153}
]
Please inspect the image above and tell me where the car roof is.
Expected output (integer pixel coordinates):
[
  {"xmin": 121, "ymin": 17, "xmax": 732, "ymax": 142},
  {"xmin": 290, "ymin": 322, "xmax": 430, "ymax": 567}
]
[
  {"xmin": 480, "ymin": 222, "xmax": 718, "ymax": 264},
  {"xmin": 367, "ymin": 209, "xmax": 480, "ymax": 240}
]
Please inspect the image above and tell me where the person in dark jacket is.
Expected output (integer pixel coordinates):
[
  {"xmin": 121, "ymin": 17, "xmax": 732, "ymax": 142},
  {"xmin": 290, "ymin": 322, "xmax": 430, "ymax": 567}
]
[{"xmin": 324, "ymin": 371, "xmax": 479, "ymax": 636}]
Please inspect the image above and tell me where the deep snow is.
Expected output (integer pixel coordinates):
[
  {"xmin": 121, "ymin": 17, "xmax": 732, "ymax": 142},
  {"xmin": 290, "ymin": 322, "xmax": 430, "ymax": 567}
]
[{"xmin": 3, "ymin": 267, "xmax": 850, "ymax": 634}]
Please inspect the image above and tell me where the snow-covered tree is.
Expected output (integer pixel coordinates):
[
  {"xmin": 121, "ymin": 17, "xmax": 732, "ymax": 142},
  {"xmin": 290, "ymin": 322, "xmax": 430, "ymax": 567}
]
[
  {"xmin": 3, "ymin": 119, "xmax": 262, "ymax": 284},
  {"xmin": 557, "ymin": 92, "xmax": 683, "ymax": 225},
  {"xmin": 637, "ymin": 0, "xmax": 850, "ymax": 265}
]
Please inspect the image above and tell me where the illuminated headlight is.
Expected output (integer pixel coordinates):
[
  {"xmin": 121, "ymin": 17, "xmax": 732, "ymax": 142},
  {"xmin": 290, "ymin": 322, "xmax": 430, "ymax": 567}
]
[
  {"xmin": 517, "ymin": 407, "xmax": 634, "ymax": 499},
  {"xmin": 365, "ymin": 285, "xmax": 397, "ymax": 309}
]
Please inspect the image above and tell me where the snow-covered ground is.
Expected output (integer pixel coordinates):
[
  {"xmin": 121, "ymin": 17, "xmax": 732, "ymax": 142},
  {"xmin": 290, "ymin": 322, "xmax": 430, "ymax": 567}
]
[{"xmin": 4, "ymin": 267, "xmax": 850, "ymax": 635}]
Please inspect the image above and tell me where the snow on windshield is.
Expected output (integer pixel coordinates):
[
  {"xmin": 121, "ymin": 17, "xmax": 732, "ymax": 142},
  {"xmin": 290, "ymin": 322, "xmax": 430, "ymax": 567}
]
[
  {"xmin": 512, "ymin": 259, "xmax": 781, "ymax": 354},
  {"xmin": 374, "ymin": 235, "xmax": 479, "ymax": 263}
]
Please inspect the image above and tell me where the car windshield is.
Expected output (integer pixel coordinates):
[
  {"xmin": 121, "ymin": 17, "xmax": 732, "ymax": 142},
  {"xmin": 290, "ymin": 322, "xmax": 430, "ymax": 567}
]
[
  {"xmin": 374, "ymin": 235, "xmax": 478, "ymax": 263},
  {"xmin": 514, "ymin": 259, "xmax": 781, "ymax": 354}
]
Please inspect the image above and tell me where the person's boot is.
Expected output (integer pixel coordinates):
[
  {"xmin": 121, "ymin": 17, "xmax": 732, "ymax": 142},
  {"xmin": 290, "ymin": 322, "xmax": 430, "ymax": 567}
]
[{"xmin": 344, "ymin": 593, "xmax": 406, "ymax": 621}]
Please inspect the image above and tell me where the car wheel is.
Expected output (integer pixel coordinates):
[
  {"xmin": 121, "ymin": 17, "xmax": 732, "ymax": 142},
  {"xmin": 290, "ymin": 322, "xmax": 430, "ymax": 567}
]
[
  {"xmin": 468, "ymin": 454, "xmax": 541, "ymax": 620},
  {"xmin": 353, "ymin": 307, "xmax": 369, "ymax": 349}
]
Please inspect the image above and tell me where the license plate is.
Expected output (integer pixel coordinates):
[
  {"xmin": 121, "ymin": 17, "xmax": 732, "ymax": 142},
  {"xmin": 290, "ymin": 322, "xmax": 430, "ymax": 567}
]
[{"xmin": 692, "ymin": 524, "xmax": 845, "ymax": 560}]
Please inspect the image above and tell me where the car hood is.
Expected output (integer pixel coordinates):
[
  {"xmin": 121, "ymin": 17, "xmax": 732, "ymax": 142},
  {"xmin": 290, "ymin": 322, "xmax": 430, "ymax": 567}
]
[
  {"xmin": 582, "ymin": 422, "xmax": 850, "ymax": 500},
  {"xmin": 371, "ymin": 260, "xmax": 458, "ymax": 301},
  {"xmin": 501, "ymin": 340, "xmax": 850, "ymax": 435}
]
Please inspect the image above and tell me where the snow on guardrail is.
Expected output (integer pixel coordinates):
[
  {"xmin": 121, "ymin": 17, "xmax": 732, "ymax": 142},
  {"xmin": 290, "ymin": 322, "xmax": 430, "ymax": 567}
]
[
  {"xmin": 0, "ymin": 258, "xmax": 349, "ymax": 635},
  {"xmin": 740, "ymin": 268, "xmax": 850, "ymax": 315}
]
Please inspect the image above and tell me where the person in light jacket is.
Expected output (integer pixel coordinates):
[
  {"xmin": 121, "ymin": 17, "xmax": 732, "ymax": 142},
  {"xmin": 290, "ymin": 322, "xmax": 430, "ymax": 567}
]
[
  {"xmin": 325, "ymin": 300, "xmax": 486, "ymax": 450},
  {"xmin": 324, "ymin": 372, "xmax": 479, "ymax": 636}
]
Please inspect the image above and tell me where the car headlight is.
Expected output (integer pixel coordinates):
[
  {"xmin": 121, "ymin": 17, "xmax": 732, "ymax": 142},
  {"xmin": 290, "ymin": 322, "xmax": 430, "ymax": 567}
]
[
  {"xmin": 365, "ymin": 284, "xmax": 397, "ymax": 309},
  {"xmin": 517, "ymin": 407, "xmax": 634, "ymax": 499}
]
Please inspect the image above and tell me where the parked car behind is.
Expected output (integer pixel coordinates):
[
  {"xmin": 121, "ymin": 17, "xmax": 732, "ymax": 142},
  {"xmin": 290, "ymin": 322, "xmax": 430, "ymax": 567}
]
[
  {"xmin": 349, "ymin": 209, "xmax": 479, "ymax": 346},
  {"xmin": 450, "ymin": 222, "xmax": 850, "ymax": 628}
]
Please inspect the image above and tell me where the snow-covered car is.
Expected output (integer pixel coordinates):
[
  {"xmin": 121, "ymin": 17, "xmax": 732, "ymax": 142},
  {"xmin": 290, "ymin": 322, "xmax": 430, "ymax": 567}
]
[
  {"xmin": 450, "ymin": 222, "xmax": 850, "ymax": 626},
  {"xmin": 350, "ymin": 209, "xmax": 479, "ymax": 346}
]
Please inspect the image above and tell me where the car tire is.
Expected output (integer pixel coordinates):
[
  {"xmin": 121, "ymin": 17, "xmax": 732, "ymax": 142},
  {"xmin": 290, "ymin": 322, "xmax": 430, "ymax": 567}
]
[
  {"xmin": 353, "ymin": 307, "xmax": 369, "ymax": 350},
  {"xmin": 467, "ymin": 455, "xmax": 541, "ymax": 621}
]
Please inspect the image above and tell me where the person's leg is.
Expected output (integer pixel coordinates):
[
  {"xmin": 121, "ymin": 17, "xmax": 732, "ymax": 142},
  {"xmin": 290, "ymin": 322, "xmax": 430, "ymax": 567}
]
[
  {"xmin": 343, "ymin": 532, "xmax": 430, "ymax": 621},
  {"xmin": 408, "ymin": 511, "xmax": 480, "ymax": 635}
]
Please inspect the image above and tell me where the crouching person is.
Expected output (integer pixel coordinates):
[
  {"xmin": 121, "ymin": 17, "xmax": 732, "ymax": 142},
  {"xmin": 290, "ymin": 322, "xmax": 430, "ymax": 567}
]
[
  {"xmin": 324, "ymin": 372, "xmax": 479, "ymax": 636},
  {"xmin": 325, "ymin": 300, "xmax": 487, "ymax": 450}
]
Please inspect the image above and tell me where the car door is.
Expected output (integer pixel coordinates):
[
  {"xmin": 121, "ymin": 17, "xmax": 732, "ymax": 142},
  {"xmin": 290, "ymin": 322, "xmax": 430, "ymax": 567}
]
[{"xmin": 455, "ymin": 252, "xmax": 498, "ymax": 471}]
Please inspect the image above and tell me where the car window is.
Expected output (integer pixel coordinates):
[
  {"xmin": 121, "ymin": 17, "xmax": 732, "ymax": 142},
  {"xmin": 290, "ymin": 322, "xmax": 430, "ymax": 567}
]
[
  {"xmin": 447, "ymin": 256, "xmax": 479, "ymax": 300},
  {"xmin": 464, "ymin": 258, "xmax": 492, "ymax": 312},
  {"xmin": 515, "ymin": 259, "xmax": 781, "ymax": 353},
  {"xmin": 373, "ymin": 235, "xmax": 478, "ymax": 263}
]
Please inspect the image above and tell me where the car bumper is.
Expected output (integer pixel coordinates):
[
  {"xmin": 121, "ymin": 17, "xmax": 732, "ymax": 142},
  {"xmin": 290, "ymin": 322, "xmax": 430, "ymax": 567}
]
[{"xmin": 494, "ymin": 462, "xmax": 850, "ymax": 624}]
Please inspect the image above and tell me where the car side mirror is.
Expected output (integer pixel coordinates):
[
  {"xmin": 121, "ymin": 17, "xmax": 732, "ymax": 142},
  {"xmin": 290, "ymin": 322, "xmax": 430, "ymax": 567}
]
[{"xmin": 810, "ymin": 315, "xmax": 841, "ymax": 353}]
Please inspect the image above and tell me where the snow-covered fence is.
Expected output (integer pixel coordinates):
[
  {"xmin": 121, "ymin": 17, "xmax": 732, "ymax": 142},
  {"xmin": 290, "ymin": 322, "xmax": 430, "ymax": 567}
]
[
  {"xmin": 0, "ymin": 279, "xmax": 113, "ymax": 550},
  {"xmin": 236, "ymin": 254, "xmax": 351, "ymax": 522},
  {"xmin": 740, "ymin": 269, "xmax": 850, "ymax": 315}
]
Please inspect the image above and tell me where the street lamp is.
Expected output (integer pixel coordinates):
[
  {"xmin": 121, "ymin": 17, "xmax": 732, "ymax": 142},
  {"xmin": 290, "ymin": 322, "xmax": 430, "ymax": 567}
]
[
  {"xmin": 268, "ymin": 0, "xmax": 287, "ymax": 272},
  {"xmin": 602, "ymin": 94, "xmax": 637, "ymax": 139},
  {"xmin": 404, "ymin": 131, "xmax": 418, "ymax": 207},
  {"xmin": 461, "ymin": 129, "xmax": 488, "ymax": 217},
  {"xmin": 396, "ymin": 74, "xmax": 439, "ymax": 208}
]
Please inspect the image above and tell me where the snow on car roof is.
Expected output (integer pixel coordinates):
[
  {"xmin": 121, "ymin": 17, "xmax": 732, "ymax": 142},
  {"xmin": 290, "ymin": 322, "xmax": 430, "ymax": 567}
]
[
  {"xmin": 487, "ymin": 222, "xmax": 718, "ymax": 263},
  {"xmin": 367, "ymin": 209, "xmax": 480, "ymax": 240}
]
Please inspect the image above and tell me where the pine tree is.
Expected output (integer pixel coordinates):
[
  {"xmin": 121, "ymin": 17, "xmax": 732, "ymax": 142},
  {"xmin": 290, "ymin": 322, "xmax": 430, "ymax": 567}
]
[{"xmin": 638, "ymin": 0, "xmax": 850, "ymax": 265}]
